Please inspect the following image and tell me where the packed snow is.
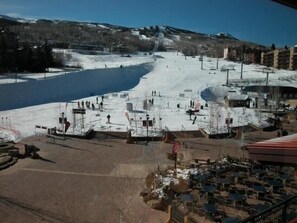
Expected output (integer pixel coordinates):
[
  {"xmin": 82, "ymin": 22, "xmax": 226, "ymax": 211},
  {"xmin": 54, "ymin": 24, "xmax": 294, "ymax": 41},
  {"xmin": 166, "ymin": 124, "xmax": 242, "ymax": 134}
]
[{"xmin": 0, "ymin": 50, "xmax": 296, "ymax": 142}]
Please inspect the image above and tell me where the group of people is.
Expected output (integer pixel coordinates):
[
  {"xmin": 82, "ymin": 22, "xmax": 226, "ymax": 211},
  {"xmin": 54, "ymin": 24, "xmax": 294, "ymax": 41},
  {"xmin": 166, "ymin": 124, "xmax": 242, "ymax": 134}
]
[
  {"xmin": 151, "ymin": 90, "xmax": 161, "ymax": 97},
  {"xmin": 77, "ymin": 100, "xmax": 96, "ymax": 110},
  {"xmin": 96, "ymin": 96, "xmax": 104, "ymax": 104},
  {"xmin": 76, "ymin": 95, "xmax": 111, "ymax": 123},
  {"xmin": 148, "ymin": 98, "xmax": 154, "ymax": 106},
  {"xmin": 77, "ymin": 95, "xmax": 106, "ymax": 111}
]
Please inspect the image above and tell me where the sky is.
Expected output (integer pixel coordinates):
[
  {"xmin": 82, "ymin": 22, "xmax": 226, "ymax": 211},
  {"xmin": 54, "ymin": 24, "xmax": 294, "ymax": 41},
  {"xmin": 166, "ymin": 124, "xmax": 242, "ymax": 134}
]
[{"xmin": 0, "ymin": 0, "xmax": 297, "ymax": 47}]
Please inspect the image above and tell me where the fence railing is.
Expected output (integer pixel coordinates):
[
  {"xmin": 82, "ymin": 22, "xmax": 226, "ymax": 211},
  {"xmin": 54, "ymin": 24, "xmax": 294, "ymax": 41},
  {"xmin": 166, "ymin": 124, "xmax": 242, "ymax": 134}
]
[
  {"xmin": 240, "ymin": 195, "xmax": 297, "ymax": 223},
  {"xmin": 229, "ymin": 78, "xmax": 266, "ymax": 86},
  {"xmin": 166, "ymin": 195, "xmax": 297, "ymax": 223},
  {"xmin": 171, "ymin": 206, "xmax": 185, "ymax": 223}
]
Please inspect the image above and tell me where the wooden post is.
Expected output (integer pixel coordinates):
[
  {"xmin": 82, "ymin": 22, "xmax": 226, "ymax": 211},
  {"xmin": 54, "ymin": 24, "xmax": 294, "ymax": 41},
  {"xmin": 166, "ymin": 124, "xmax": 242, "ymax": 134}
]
[
  {"xmin": 174, "ymin": 153, "xmax": 177, "ymax": 170},
  {"xmin": 165, "ymin": 205, "xmax": 172, "ymax": 223},
  {"xmin": 126, "ymin": 130, "xmax": 133, "ymax": 144}
]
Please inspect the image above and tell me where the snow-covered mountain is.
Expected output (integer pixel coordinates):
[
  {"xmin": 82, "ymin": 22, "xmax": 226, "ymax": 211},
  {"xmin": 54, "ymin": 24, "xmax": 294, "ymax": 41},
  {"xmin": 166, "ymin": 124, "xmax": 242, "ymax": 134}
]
[
  {"xmin": 0, "ymin": 15, "xmax": 36, "ymax": 24},
  {"xmin": 215, "ymin": 32, "xmax": 238, "ymax": 40}
]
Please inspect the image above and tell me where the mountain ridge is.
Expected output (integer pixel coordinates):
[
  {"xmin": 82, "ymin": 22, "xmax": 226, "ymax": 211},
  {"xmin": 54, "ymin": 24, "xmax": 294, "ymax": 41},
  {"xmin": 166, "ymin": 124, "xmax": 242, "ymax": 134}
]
[{"xmin": 0, "ymin": 14, "xmax": 267, "ymax": 55}]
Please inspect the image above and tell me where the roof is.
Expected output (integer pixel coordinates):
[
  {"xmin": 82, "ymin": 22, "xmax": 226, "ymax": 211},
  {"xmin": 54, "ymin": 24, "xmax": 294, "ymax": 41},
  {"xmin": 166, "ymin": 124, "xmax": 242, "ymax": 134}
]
[
  {"xmin": 247, "ymin": 133, "xmax": 297, "ymax": 164},
  {"xmin": 227, "ymin": 93, "xmax": 249, "ymax": 101},
  {"xmin": 247, "ymin": 133, "xmax": 297, "ymax": 149}
]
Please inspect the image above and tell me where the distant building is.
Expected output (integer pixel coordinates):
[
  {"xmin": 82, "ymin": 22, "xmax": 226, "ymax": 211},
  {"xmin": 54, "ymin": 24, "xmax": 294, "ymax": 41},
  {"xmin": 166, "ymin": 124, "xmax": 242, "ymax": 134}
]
[
  {"xmin": 110, "ymin": 43, "xmax": 129, "ymax": 53},
  {"xmin": 261, "ymin": 51, "xmax": 277, "ymax": 68},
  {"xmin": 261, "ymin": 46, "xmax": 297, "ymax": 70},
  {"xmin": 244, "ymin": 52, "xmax": 256, "ymax": 64},
  {"xmin": 223, "ymin": 47, "xmax": 239, "ymax": 61},
  {"xmin": 290, "ymin": 46, "xmax": 297, "ymax": 70},
  {"xmin": 69, "ymin": 44, "xmax": 103, "ymax": 51},
  {"xmin": 277, "ymin": 48, "xmax": 290, "ymax": 69},
  {"xmin": 224, "ymin": 47, "xmax": 262, "ymax": 64},
  {"xmin": 224, "ymin": 91, "xmax": 251, "ymax": 108}
]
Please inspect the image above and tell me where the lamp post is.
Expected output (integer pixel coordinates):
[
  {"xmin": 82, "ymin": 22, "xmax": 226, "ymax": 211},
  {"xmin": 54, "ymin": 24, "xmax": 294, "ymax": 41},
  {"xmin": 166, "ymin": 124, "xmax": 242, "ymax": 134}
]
[
  {"xmin": 61, "ymin": 112, "xmax": 65, "ymax": 139},
  {"xmin": 216, "ymin": 50, "xmax": 219, "ymax": 70},
  {"xmin": 146, "ymin": 114, "xmax": 149, "ymax": 144},
  {"xmin": 224, "ymin": 67, "xmax": 234, "ymax": 86},
  {"xmin": 226, "ymin": 69, "xmax": 230, "ymax": 86},
  {"xmin": 226, "ymin": 112, "xmax": 232, "ymax": 136},
  {"xmin": 199, "ymin": 54, "xmax": 204, "ymax": 70},
  {"xmin": 240, "ymin": 45, "xmax": 245, "ymax": 79}
]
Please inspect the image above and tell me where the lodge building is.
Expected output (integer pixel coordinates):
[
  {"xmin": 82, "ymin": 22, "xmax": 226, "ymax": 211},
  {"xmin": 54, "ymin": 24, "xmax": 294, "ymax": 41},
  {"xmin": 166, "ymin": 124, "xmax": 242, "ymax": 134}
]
[{"xmin": 261, "ymin": 46, "xmax": 297, "ymax": 70}]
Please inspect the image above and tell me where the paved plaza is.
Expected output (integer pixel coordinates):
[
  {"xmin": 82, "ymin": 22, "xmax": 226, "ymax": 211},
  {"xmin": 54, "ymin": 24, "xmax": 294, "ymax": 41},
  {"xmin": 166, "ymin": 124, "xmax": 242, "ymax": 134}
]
[
  {"xmin": 0, "ymin": 131, "xmax": 278, "ymax": 223},
  {"xmin": 0, "ymin": 136, "xmax": 175, "ymax": 223}
]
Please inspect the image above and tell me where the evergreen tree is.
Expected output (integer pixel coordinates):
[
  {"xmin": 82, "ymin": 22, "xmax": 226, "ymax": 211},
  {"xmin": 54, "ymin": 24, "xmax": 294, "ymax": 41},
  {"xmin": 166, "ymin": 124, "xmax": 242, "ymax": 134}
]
[
  {"xmin": 44, "ymin": 41, "xmax": 53, "ymax": 69},
  {"xmin": 0, "ymin": 35, "xmax": 7, "ymax": 71},
  {"xmin": 271, "ymin": 43, "xmax": 276, "ymax": 51}
]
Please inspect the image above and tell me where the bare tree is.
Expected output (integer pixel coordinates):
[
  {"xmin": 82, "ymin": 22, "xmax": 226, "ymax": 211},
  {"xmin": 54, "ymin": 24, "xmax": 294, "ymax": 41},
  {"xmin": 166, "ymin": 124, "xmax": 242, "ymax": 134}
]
[
  {"xmin": 209, "ymin": 103, "xmax": 223, "ymax": 133},
  {"xmin": 255, "ymin": 86, "xmax": 264, "ymax": 126},
  {"xmin": 269, "ymin": 86, "xmax": 280, "ymax": 110},
  {"xmin": 256, "ymin": 85, "xmax": 264, "ymax": 109}
]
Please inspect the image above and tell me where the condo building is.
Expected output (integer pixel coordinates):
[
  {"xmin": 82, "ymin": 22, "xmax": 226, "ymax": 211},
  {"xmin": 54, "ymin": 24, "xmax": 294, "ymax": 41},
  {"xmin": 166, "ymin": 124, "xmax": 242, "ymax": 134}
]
[{"xmin": 261, "ymin": 46, "xmax": 297, "ymax": 70}]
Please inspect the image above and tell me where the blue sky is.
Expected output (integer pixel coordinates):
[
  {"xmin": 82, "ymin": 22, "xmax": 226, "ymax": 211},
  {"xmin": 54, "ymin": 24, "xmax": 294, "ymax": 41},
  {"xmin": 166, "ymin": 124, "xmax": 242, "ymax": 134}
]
[{"xmin": 0, "ymin": 0, "xmax": 296, "ymax": 47}]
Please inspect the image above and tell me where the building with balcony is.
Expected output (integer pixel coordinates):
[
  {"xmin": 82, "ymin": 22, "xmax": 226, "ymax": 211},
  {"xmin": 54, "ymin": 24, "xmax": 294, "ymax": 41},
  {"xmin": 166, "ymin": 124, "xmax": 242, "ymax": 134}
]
[
  {"xmin": 244, "ymin": 52, "xmax": 256, "ymax": 64},
  {"xmin": 290, "ymin": 46, "xmax": 297, "ymax": 70},
  {"xmin": 261, "ymin": 46, "xmax": 297, "ymax": 70},
  {"xmin": 224, "ymin": 47, "xmax": 262, "ymax": 64},
  {"xmin": 261, "ymin": 51, "xmax": 276, "ymax": 68},
  {"xmin": 223, "ymin": 47, "xmax": 239, "ymax": 61},
  {"xmin": 277, "ymin": 48, "xmax": 290, "ymax": 69}
]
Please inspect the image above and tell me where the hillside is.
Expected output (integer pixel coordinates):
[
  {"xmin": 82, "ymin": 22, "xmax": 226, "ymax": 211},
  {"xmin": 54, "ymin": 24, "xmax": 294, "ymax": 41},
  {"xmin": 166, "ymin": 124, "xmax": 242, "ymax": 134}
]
[{"xmin": 0, "ymin": 15, "xmax": 267, "ymax": 56}]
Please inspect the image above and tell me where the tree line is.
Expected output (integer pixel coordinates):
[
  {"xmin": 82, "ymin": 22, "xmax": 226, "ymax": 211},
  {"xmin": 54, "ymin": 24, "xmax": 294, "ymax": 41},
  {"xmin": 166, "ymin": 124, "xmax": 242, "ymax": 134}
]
[{"xmin": 0, "ymin": 30, "xmax": 56, "ymax": 73}]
